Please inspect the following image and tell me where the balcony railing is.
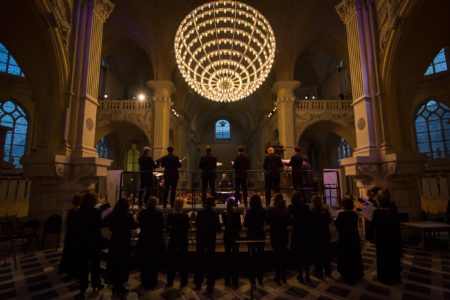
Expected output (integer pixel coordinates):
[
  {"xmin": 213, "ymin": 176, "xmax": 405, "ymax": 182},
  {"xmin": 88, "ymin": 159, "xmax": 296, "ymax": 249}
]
[
  {"xmin": 297, "ymin": 99, "xmax": 352, "ymax": 110},
  {"xmin": 99, "ymin": 99, "xmax": 152, "ymax": 111}
]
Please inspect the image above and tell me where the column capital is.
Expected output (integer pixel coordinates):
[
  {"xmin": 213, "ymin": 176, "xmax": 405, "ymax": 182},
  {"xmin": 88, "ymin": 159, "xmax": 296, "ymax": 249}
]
[
  {"xmin": 147, "ymin": 80, "xmax": 176, "ymax": 98},
  {"xmin": 94, "ymin": 0, "xmax": 115, "ymax": 22},
  {"xmin": 271, "ymin": 81, "xmax": 300, "ymax": 97},
  {"xmin": 335, "ymin": 0, "xmax": 356, "ymax": 24}
]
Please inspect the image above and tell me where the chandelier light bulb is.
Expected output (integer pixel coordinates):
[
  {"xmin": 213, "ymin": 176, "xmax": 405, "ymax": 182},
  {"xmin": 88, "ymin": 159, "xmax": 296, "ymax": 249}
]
[{"xmin": 174, "ymin": 0, "xmax": 276, "ymax": 103}]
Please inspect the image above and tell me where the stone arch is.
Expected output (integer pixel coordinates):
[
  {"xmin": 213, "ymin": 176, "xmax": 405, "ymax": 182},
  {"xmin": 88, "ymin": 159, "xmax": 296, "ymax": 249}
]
[
  {"xmin": 380, "ymin": 0, "xmax": 450, "ymax": 151},
  {"xmin": 0, "ymin": 1, "xmax": 69, "ymax": 152},
  {"xmin": 297, "ymin": 119, "xmax": 356, "ymax": 150}
]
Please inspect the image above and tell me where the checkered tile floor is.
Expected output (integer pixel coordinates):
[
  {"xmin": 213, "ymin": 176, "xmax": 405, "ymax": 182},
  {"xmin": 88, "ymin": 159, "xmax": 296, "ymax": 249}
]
[{"xmin": 1, "ymin": 243, "xmax": 449, "ymax": 299}]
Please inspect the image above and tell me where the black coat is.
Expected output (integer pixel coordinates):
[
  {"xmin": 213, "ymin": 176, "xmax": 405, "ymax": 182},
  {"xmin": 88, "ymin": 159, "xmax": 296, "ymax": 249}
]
[
  {"xmin": 289, "ymin": 203, "xmax": 311, "ymax": 249},
  {"xmin": 160, "ymin": 154, "xmax": 182, "ymax": 180},
  {"xmin": 60, "ymin": 208, "xmax": 81, "ymax": 276},
  {"xmin": 233, "ymin": 153, "xmax": 250, "ymax": 179},
  {"xmin": 78, "ymin": 208, "xmax": 102, "ymax": 254},
  {"xmin": 196, "ymin": 207, "xmax": 221, "ymax": 242},
  {"xmin": 244, "ymin": 209, "xmax": 266, "ymax": 240},
  {"xmin": 288, "ymin": 154, "xmax": 303, "ymax": 171},
  {"xmin": 309, "ymin": 208, "xmax": 332, "ymax": 244},
  {"xmin": 137, "ymin": 207, "xmax": 165, "ymax": 254},
  {"xmin": 167, "ymin": 212, "xmax": 190, "ymax": 241},
  {"xmin": 267, "ymin": 209, "xmax": 290, "ymax": 244},
  {"xmin": 199, "ymin": 154, "xmax": 217, "ymax": 179},
  {"xmin": 335, "ymin": 210, "xmax": 364, "ymax": 282},
  {"xmin": 222, "ymin": 211, "xmax": 242, "ymax": 243},
  {"xmin": 263, "ymin": 154, "xmax": 283, "ymax": 174},
  {"xmin": 139, "ymin": 155, "xmax": 156, "ymax": 176}
]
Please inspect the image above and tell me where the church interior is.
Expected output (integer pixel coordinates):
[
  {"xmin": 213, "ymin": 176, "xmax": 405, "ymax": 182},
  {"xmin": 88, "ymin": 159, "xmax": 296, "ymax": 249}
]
[{"xmin": 0, "ymin": 0, "xmax": 450, "ymax": 299}]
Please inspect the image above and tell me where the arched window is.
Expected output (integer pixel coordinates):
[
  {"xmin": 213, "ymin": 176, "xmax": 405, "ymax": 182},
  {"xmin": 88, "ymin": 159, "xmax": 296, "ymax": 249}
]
[
  {"xmin": 424, "ymin": 48, "xmax": 448, "ymax": 76},
  {"xmin": 0, "ymin": 43, "xmax": 25, "ymax": 77},
  {"xmin": 415, "ymin": 99, "xmax": 450, "ymax": 159},
  {"xmin": 126, "ymin": 144, "xmax": 140, "ymax": 171},
  {"xmin": 96, "ymin": 136, "xmax": 109, "ymax": 159},
  {"xmin": 0, "ymin": 100, "xmax": 28, "ymax": 168},
  {"xmin": 337, "ymin": 138, "xmax": 351, "ymax": 166},
  {"xmin": 215, "ymin": 119, "xmax": 231, "ymax": 140}
]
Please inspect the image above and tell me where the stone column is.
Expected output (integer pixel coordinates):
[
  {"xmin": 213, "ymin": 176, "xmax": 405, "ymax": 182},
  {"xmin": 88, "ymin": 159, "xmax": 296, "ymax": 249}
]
[
  {"xmin": 272, "ymin": 81, "xmax": 300, "ymax": 151},
  {"xmin": 23, "ymin": 0, "xmax": 114, "ymax": 222},
  {"xmin": 147, "ymin": 80, "xmax": 175, "ymax": 160},
  {"xmin": 336, "ymin": 0, "xmax": 425, "ymax": 219},
  {"xmin": 68, "ymin": 0, "xmax": 115, "ymax": 157}
]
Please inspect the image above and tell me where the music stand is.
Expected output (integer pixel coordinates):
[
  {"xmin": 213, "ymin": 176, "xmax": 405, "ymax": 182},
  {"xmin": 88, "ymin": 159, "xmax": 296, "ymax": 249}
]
[{"xmin": 235, "ymin": 238, "xmax": 266, "ymax": 300}]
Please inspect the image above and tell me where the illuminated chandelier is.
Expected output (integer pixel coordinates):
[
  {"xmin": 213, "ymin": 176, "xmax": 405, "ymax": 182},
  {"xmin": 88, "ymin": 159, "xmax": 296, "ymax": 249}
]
[{"xmin": 174, "ymin": 0, "xmax": 276, "ymax": 102}]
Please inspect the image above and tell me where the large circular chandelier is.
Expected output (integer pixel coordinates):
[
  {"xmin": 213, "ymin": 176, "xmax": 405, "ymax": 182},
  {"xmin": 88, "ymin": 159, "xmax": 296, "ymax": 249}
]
[{"xmin": 174, "ymin": 0, "xmax": 276, "ymax": 102}]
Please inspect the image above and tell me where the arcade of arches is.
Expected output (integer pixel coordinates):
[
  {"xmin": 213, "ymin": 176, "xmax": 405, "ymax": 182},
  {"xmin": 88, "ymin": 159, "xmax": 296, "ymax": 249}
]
[{"xmin": 0, "ymin": 0, "xmax": 450, "ymax": 223}]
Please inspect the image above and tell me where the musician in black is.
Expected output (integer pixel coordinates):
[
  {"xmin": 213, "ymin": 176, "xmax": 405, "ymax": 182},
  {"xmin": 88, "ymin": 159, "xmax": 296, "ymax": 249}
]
[
  {"xmin": 263, "ymin": 147, "xmax": 283, "ymax": 208},
  {"xmin": 158, "ymin": 146, "xmax": 182, "ymax": 208},
  {"xmin": 232, "ymin": 146, "xmax": 250, "ymax": 206},
  {"xmin": 138, "ymin": 147, "xmax": 157, "ymax": 206},
  {"xmin": 199, "ymin": 146, "xmax": 217, "ymax": 206},
  {"xmin": 287, "ymin": 147, "xmax": 303, "ymax": 191}
]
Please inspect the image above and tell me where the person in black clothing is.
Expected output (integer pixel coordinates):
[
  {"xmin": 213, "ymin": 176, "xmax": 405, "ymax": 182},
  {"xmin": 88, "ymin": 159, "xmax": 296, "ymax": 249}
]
[
  {"xmin": 372, "ymin": 193, "xmax": 402, "ymax": 284},
  {"xmin": 138, "ymin": 147, "xmax": 157, "ymax": 206},
  {"xmin": 166, "ymin": 198, "xmax": 190, "ymax": 287},
  {"xmin": 364, "ymin": 186, "xmax": 380, "ymax": 243},
  {"xmin": 289, "ymin": 191, "xmax": 312, "ymax": 284},
  {"xmin": 137, "ymin": 196, "xmax": 165, "ymax": 289},
  {"xmin": 267, "ymin": 194, "xmax": 290, "ymax": 285},
  {"xmin": 194, "ymin": 197, "xmax": 221, "ymax": 291},
  {"xmin": 107, "ymin": 198, "xmax": 138, "ymax": 295},
  {"xmin": 309, "ymin": 195, "xmax": 332, "ymax": 278},
  {"xmin": 263, "ymin": 147, "xmax": 283, "ymax": 207},
  {"xmin": 77, "ymin": 192, "xmax": 103, "ymax": 295},
  {"xmin": 232, "ymin": 146, "xmax": 250, "ymax": 206},
  {"xmin": 59, "ymin": 194, "xmax": 82, "ymax": 279},
  {"xmin": 222, "ymin": 198, "xmax": 242, "ymax": 288},
  {"xmin": 199, "ymin": 146, "xmax": 218, "ymax": 205},
  {"xmin": 335, "ymin": 197, "xmax": 364, "ymax": 284},
  {"xmin": 244, "ymin": 194, "xmax": 266, "ymax": 285},
  {"xmin": 158, "ymin": 146, "xmax": 182, "ymax": 208},
  {"xmin": 287, "ymin": 147, "xmax": 303, "ymax": 191},
  {"xmin": 301, "ymin": 157, "xmax": 313, "ymax": 202}
]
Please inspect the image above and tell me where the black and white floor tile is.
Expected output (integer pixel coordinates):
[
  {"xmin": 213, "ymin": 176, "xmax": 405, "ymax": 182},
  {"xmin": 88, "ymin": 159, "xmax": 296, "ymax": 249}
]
[{"xmin": 1, "ymin": 243, "xmax": 450, "ymax": 299}]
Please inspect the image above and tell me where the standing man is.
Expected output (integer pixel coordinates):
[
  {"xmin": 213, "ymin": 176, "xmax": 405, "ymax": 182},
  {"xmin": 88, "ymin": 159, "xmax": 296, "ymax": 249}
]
[
  {"xmin": 263, "ymin": 147, "xmax": 283, "ymax": 208},
  {"xmin": 159, "ymin": 146, "xmax": 182, "ymax": 208},
  {"xmin": 199, "ymin": 146, "xmax": 217, "ymax": 206},
  {"xmin": 232, "ymin": 146, "xmax": 250, "ymax": 207},
  {"xmin": 138, "ymin": 147, "xmax": 157, "ymax": 206},
  {"xmin": 287, "ymin": 147, "xmax": 303, "ymax": 191}
]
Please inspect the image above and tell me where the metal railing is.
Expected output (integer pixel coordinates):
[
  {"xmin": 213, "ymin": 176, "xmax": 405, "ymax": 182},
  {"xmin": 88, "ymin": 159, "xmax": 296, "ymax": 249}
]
[
  {"xmin": 297, "ymin": 99, "xmax": 352, "ymax": 110},
  {"xmin": 117, "ymin": 169, "xmax": 341, "ymax": 207}
]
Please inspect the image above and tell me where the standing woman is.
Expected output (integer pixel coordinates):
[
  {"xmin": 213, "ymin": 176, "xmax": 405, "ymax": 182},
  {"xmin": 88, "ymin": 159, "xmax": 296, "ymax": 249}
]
[
  {"xmin": 59, "ymin": 194, "xmax": 82, "ymax": 279},
  {"xmin": 78, "ymin": 192, "xmax": 103, "ymax": 295},
  {"xmin": 334, "ymin": 197, "xmax": 364, "ymax": 284},
  {"xmin": 244, "ymin": 195, "xmax": 266, "ymax": 285},
  {"xmin": 222, "ymin": 198, "xmax": 242, "ymax": 288},
  {"xmin": 309, "ymin": 195, "xmax": 332, "ymax": 278},
  {"xmin": 372, "ymin": 193, "xmax": 402, "ymax": 284},
  {"xmin": 289, "ymin": 191, "xmax": 312, "ymax": 284},
  {"xmin": 267, "ymin": 194, "xmax": 290, "ymax": 285},
  {"xmin": 137, "ymin": 196, "xmax": 165, "ymax": 289},
  {"xmin": 107, "ymin": 198, "xmax": 138, "ymax": 295},
  {"xmin": 166, "ymin": 198, "xmax": 190, "ymax": 287}
]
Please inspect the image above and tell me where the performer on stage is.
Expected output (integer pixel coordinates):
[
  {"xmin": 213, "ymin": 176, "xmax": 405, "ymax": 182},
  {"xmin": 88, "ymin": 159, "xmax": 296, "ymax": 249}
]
[
  {"xmin": 138, "ymin": 147, "xmax": 157, "ymax": 206},
  {"xmin": 199, "ymin": 146, "xmax": 217, "ymax": 206},
  {"xmin": 287, "ymin": 147, "xmax": 303, "ymax": 191},
  {"xmin": 263, "ymin": 147, "xmax": 283, "ymax": 207},
  {"xmin": 232, "ymin": 146, "xmax": 250, "ymax": 206},
  {"xmin": 158, "ymin": 146, "xmax": 182, "ymax": 208}
]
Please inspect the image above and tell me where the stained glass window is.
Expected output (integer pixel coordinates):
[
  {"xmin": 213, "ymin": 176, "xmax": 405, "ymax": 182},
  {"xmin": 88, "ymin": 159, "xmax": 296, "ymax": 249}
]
[
  {"xmin": 215, "ymin": 119, "xmax": 231, "ymax": 140},
  {"xmin": 0, "ymin": 43, "xmax": 25, "ymax": 77},
  {"xmin": 127, "ymin": 144, "xmax": 140, "ymax": 171},
  {"xmin": 0, "ymin": 100, "xmax": 28, "ymax": 168},
  {"xmin": 337, "ymin": 138, "xmax": 351, "ymax": 166},
  {"xmin": 424, "ymin": 48, "xmax": 448, "ymax": 76},
  {"xmin": 96, "ymin": 136, "xmax": 109, "ymax": 159},
  {"xmin": 415, "ymin": 99, "xmax": 450, "ymax": 159}
]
